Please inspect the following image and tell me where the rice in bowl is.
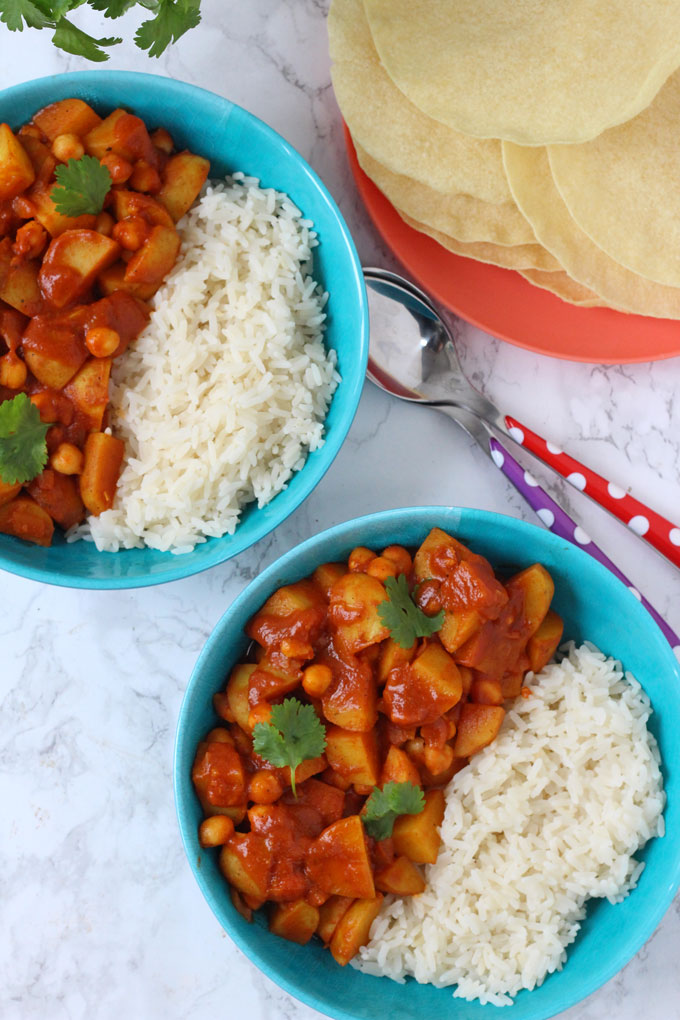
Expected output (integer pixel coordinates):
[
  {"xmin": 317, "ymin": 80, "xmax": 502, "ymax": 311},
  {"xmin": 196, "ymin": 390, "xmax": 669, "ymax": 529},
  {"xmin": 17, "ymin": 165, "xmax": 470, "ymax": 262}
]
[
  {"xmin": 71, "ymin": 174, "xmax": 339, "ymax": 554},
  {"xmin": 353, "ymin": 642, "xmax": 665, "ymax": 1005}
]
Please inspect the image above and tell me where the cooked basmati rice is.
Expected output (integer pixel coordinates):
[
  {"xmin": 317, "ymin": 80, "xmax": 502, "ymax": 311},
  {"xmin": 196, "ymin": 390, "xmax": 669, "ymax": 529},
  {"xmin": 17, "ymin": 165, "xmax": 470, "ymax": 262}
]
[
  {"xmin": 353, "ymin": 642, "xmax": 665, "ymax": 1005},
  {"xmin": 70, "ymin": 174, "xmax": 339, "ymax": 553}
]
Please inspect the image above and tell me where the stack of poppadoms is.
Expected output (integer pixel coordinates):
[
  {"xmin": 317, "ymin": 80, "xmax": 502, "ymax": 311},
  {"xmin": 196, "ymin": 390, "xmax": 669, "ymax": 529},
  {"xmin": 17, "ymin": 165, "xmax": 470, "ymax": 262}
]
[{"xmin": 329, "ymin": 0, "xmax": 680, "ymax": 317}]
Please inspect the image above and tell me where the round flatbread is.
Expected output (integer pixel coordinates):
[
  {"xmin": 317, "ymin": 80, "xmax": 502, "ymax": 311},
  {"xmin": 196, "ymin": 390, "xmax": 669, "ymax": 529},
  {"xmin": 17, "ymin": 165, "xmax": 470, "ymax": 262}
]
[
  {"xmin": 399, "ymin": 211, "xmax": 561, "ymax": 273},
  {"xmin": 502, "ymin": 142, "xmax": 680, "ymax": 319},
  {"xmin": 548, "ymin": 71, "xmax": 680, "ymax": 289},
  {"xmin": 329, "ymin": 0, "xmax": 511, "ymax": 204},
  {"xmin": 363, "ymin": 0, "xmax": 680, "ymax": 144},
  {"xmin": 519, "ymin": 270, "xmax": 605, "ymax": 308},
  {"xmin": 355, "ymin": 142, "xmax": 536, "ymax": 248}
]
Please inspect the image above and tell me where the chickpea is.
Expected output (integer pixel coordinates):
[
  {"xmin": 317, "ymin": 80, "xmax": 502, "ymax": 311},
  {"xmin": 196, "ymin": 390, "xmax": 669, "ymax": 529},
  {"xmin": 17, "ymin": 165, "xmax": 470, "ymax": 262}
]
[
  {"xmin": 0, "ymin": 352, "xmax": 26, "ymax": 389},
  {"xmin": 382, "ymin": 545, "xmax": 413, "ymax": 575},
  {"xmin": 85, "ymin": 326, "xmax": 120, "ymax": 358},
  {"xmin": 423, "ymin": 744, "xmax": 454, "ymax": 776},
  {"xmin": 248, "ymin": 770, "xmax": 283, "ymax": 805},
  {"xmin": 248, "ymin": 703, "xmax": 272, "ymax": 730},
  {"xmin": 151, "ymin": 127, "xmax": 174, "ymax": 154},
  {"xmin": 198, "ymin": 815, "xmax": 234, "ymax": 848},
  {"xmin": 205, "ymin": 727, "xmax": 234, "ymax": 744},
  {"xmin": 348, "ymin": 545, "xmax": 376, "ymax": 573},
  {"xmin": 12, "ymin": 194, "xmax": 34, "ymax": 220},
  {"xmin": 30, "ymin": 391, "xmax": 59, "ymax": 422},
  {"xmin": 95, "ymin": 211, "xmax": 115, "ymax": 237},
  {"xmin": 12, "ymin": 219, "xmax": 47, "ymax": 261},
  {"xmin": 420, "ymin": 717, "xmax": 449, "ymax": 748},
  {"xmin": 100, "ymin": 152, "xmax": 133, "ymax": 185},
  {"xmin": 280, "ymin": 637, "xmax": 313, "ymax": 659},
  {"xmin": 130, "ymin": 160, "xmax": 161, "ymax": 194},
  {"xmin": 49, "ymin": 442, "xmax": 83, "ymax": 476},
  {"xmin": 112, "ymin": 216, "xmax": 150, "ymax": 252},
  {"xmin": 367, "ymin": 555, "xmax": 398, "ymax": 582},
  {"xmin": 302, "ymin": 663, "xmax": 333, "ymax": 698},
  {"xmin": 51, "ymin": 133, "xmax": 85, "ymax": 163}
]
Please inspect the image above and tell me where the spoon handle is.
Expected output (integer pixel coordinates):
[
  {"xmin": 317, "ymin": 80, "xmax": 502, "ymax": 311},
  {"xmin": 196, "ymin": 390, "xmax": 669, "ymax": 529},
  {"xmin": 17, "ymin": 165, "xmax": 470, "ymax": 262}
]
[
  {"xmin": 504, "ymin": 414, "xmax": 680, "ymax": 571},
  {"xmin": 488, "ymin": 435, "xmax": 680, "ymax": 653}
]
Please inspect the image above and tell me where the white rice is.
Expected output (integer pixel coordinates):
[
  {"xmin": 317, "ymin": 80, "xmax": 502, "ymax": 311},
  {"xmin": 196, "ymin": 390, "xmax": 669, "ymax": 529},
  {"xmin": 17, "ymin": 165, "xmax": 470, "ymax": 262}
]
[
  {"xmin": 353, "ymin": 642, "xmax": 665, "ymax": 1005},
  {"xmin": 71, "ymin": 174, "xmax": 339, "ymax": 553}
]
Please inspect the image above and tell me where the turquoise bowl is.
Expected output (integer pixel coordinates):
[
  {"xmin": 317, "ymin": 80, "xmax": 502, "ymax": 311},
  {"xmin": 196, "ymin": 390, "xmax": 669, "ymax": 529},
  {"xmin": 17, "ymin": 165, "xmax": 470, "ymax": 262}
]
[
  {"xmin": 175, "ymin": 506, "xmax": 680, "ymax": 1020},
  {"xmin": 0, "ymin": 72, "xmax": 367, "ymax": 588}
]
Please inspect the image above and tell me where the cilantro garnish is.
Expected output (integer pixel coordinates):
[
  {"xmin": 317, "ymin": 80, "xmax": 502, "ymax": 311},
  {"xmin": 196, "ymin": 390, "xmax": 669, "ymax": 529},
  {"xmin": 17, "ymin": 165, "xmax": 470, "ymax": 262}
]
[
  {"xmin": 51, "ymin": 155, "xmax": 112, "ymax": 217},
  {"xmin": 0, "ymin": 1, "xmax": 201, "ymax": 61},
  {"xmin": 252, "ymin": 698, "xmax": 327, "ymax": 798},
  {"xmin": 378, "ymin": 573, "xmax": 445, "ymax": 649},
  {"xmin": 0, "ymin": 393, "xmax": 48, "ymax": 485},
  {"xmin": 362, "ymin": 781, "xmax": 425, "ymax": 841}
]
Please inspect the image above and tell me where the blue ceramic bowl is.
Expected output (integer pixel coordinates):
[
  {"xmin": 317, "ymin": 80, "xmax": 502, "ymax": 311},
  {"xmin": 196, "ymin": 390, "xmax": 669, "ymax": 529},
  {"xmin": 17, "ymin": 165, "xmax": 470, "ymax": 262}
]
[
  {"xmin": 175, "ymin": 506, "xmax": 680, "ymax": 1020},
  {"xmin": 0, "ymin": 72, "xmax": 367, "ymax": 588}
]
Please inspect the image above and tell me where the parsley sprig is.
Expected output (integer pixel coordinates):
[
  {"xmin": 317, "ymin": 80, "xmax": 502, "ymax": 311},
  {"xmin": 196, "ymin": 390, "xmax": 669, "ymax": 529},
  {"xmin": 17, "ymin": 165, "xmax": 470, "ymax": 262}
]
[
  {"xmin": 378, "ymin": 573, "xmax": 445, "ymax": 649},
  {"xmin": 51, "ymin": 155, "xmax": 112, "ymax": 217},
  {"xmin": 0, "ymin": 1, "xmax": 201, "ymax": 61},
  {"xmin": 362, "ymin": 781, "xmax": 425, "ymax": 841},
  {"xmin": 252, "ymin": 698, "xmax": 327, "ymax": 798},
  {"xmin": 0, "ymin": 393, "xmax": 48, "ymax": 486}
]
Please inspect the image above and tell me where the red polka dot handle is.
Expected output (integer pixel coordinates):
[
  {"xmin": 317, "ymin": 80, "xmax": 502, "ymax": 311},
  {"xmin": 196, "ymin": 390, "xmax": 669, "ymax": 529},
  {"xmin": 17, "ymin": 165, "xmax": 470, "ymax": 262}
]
[{"xmin": 505, "ymin": 416, "xmax": 680, "ymax": 570}]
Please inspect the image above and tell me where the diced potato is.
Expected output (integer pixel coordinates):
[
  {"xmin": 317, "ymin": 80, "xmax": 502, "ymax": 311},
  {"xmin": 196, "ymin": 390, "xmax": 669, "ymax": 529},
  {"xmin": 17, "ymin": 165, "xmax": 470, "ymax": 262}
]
[
  {"xmin": 98, "ymin": 261, "xmax": 159, "ymax": 301},
  {"xmin": 269, "ymin": 899, "xmax": 319, "ymax": 945},
  {"xmin": 375, "ymin": 856, "xmax": 426, "ymax": 896},
  {"xmin": 33, "ymin": 99, "xmax": 102, "ymax": 141},
  {"xmin": 26, "ymin": 469, "xmax": 84, "ymax": 529},
  {"xmin": 438, "ymin": 607, "xmax": 483, "ymax": 653},
  {"xmin": 220, "ymin": 833, "xmax": 271, "ymax": 900},
  {"xmin": 18, "ymin": 129, "xmax": 55, "ymax": 178},
  {"xmin": 506, "ymin": 563, "xmax": 555, "ymax": 637},
  {"xmin": 329, "ymin": 895, "xmax": 384, "ymax": 966},
  {"xmin": 0, "ymin": 238, "xmax": 43, "ymax": 317},
  {"xmin": 0, "ymin": 477, "xmax": 21, "ymax": 507},
  {"xmin": 39, "ymin": 230, "xmax": 120, "ymax": 309},
  {"xmin": 316, "ymin": 895, "xmax": 354, "ymax": 944},
  {"xmin": 321, "ymin": 654, "xmax": 377, "ymax": 731},
  {"xmin": 469, "ymin": 676, "xmax": 504, "ymax": 706},
  {"xmin": 84, "ymin": 291, "xmax": 150, "ymax": 358},
  {"xmin": 192, "ymin": 740, "xmax": 246, "ymax": 808},
  {"xmin": 158, "ymin": 151, "xmax": 210, "ymax": 222},
  {"xmin": 22, "ymin": 317, "xmax": 87, "ymax": 388},
  {"xmin": 392, "ymin": 789, "xmax": 445, "ymax": 864},
  {"xmin": 452, "ymin": 703, "xmax": 505, "ymax": 758},
  {"xmin": 226, "ymin": 663, "xmax": 257, "ymax": 733},
  {"xmin": 63, "ymin": 357, "xmax": 112, "ymax": 431},
  {"xmin": 383, "ymin": 641, "xmax": 462, "ymax": 727},
  {"xmin": 124, "ymin": 224, "xmax": 180, "ymax": 287},
  {"xmin": 0, "ymin": 495, "xmax": 54, "ymax": 546},
  {"xmin": 527, "ymin": 609, "xmax": 564, "ymax": 672},
  {"xmin": 78, "ymin": 431, "xmax": 125, "ymax": 516},
  {"xmin": 499, "ymin": 670, "xmax": 524, "ymax": 698},
  {"xmin": 281, "ymin": 778, "xmax": 345, "ymax": 828},
  {"xmin": 26, "ymin": 182, "xmax": 97, "ymax": 237},
  {"xmin": 413, "ymin": 526, "xmax": 460, "ymax": 582},
  {"xmin": 279, "ymin": 755, "xmax": 327, "ymax": 791},
  {"xmin": 325, "ymin": 726, "xmax": 380, "ymax": 787},
  {"xmin": 248, "ymin": 652, "xmax": 302, "ymax": 705},
  {"xmin": 312, "ymin": 561, "xmax": 348, "ymax": 599},
  {"xmin": 376, "ymin": 636, "xmax": 416, "ymax": 684},
  {"xmin": 84, "ymin": 109, "xmax": 157, "ymax": 166},
  {"xmin": 230, "ymin": 887, "xmax": 253, "ymax": 923},
  {"xmin": 0, "ymin": 124, "xmax": 35, "ymax": 201},
  {"xmin": 329, "ymin": 572, "xmax": 390, "ymax": 654},
  {"xmin": 380, "ymin": 746, "xmax": 421, "ymax": 788},
  {"xmin": 111, "ymin": 189, "xmax": 175, "ymax": 228},
  {"xmin": 195, "ymin": 786, "xmax": 247, "ymax": 825},
  {"xmin": 305, "ymin": 815, "xmax": 375, "ymax": 899}
]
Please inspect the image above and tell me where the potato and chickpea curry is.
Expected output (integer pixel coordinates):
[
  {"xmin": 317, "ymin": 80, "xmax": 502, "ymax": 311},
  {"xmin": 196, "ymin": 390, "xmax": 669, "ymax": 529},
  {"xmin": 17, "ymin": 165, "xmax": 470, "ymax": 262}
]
[
  {"xmin": 192, "ymin": 527, "xmax": 565, "ymax": 965},
  {"xmin": 0, "ymin": 98, "xmax": 210, "ymax": 546}
]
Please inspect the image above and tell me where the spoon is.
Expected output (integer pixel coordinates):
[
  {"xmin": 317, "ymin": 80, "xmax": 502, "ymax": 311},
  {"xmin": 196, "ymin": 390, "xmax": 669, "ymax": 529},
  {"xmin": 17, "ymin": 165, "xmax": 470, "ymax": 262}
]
[
  {"xmin": 364, "ymin": 267, "xmax": 680, "ymax": 654},
  {"xmin": 364, "ymin": 267, "xmax": 680, "ymax": 572}
]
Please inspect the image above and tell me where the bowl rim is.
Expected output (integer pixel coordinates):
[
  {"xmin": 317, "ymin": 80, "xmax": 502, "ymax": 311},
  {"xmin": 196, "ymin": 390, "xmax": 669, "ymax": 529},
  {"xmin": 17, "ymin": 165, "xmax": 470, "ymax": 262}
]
[
  {"xmin": 174, "ymin": 505, "xmax": 680, "ymax": 1020},
  {"xmin": 0, "ymin": 70, "xmax": 368, "ymax": 589}
]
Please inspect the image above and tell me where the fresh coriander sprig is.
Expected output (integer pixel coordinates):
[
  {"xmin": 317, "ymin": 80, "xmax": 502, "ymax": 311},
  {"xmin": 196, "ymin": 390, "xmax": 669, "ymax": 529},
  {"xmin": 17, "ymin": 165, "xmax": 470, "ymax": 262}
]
[
  {"xmin": 51, "ymin": 155, "xmax": 112, "ymax": 217},
  {"xmin": 252, "ymin": 698, "xmax": 327, "ymax": 798},
  {"xmin": 0, "ymin": 1, "xmax": 202, "ymax": 61},
  {"xmin": 378, "ymin": 573, "xmax": 445, "ymax": 649},
  {"xmin": 0, "ymin": 393, "xmax": 48, "ymax": 486},
  {"xmin": 362, "ymin": 781, "xmax": 425, "ymax": 841}
]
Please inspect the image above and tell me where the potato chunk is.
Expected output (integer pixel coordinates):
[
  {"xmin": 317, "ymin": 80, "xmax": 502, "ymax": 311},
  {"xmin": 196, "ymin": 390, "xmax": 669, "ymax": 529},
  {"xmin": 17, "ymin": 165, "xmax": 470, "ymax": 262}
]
[
  {"xmin": 39, "ymin": 230, "xmax": 120, "ymax": 309},
  {"xmin": 33, "ymin": 99, "xmax": 102, "ymax": 141},
  {"xmin": 316, "ymin": 895, "xmax": 354, "ymax": 944},
  {"xmin": 220, "ymin": 833, "xmax": 271, "ymax": 901},
  {"xmin": 226, "ymin": 663, "xmax": 257, "ymax": 733},
  {"xmin": 452, "ymin": 703, "xmax": 505, "ymax": 758},
  {"xmin": 329, "ymin": 572, "xmax": 390, "ymax": 654},
  {"xmin": 329, "ymin": 895, "xmax": 384, "ymax": 966},
  {"xmin": 157, "ymin": 151, "xmax": 210, "ymax": 221},
  {"xmin": 375, "ymin": 856, "xmax": 425, "ymax": 896},
  {"xmin": 380, "ymin": 746, "xmax": 421, "ymax": 788},
  {"xmin": 124, "ymin": 224, "xmax": 180, "ymax": 287},
  {"xmin": 324, "ymin": 727, "xmax": 380, "ymax": 787},
  {"xmin": 305, "ymin": 815, "xmax": 375, "ymax": 899},
  {"xmin": 0, "ymin": 238, "xmax": 43, "ymax": 316},
  {"xmin": 506, "ymin": 563, "xmax": 555, "ymax": 636},
  {"xmin": 0, "ymin": 124, "xmax": 35, "ymax": 201},
  {"xmin": 22, "ymin": 316, "xmax": 87, "ymax": 389},
  {"xmin": 79, "ymin": 431, "xmax": 124, "ymax": 516},
  {"xmin": 26, "ymin": 469, "xmax": 84, "ymax": 529},
  {"xmin": 269, "ymin": 900, "xmax": 319, "ymax": 945},
  {"xmin": 383, "ymin": 641, "xmax": 462, "ymax": 727},
  {"xmin": 392, "ymin": 789, "xmax": 445, "ymax": 864},
  {"xmin": 0, "ymin": 495, "xmax": 54, "ymax": 546},
  {"xmin": 527, "ymin": 609, "xmax": 564, "ymax": 672},
  {"xmin": 63, "ymin": 357, "xmax": 112, "ymax": 431}
]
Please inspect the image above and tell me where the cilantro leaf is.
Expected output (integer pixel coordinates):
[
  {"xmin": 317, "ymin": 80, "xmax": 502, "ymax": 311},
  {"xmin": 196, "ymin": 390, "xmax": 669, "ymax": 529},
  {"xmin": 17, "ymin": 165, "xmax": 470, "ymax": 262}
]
[
  {"xmin": 252, "ymin": 697, "xmax": 326, "ymax": 798},
  {"xmin": 51, "ymin": 16, "xmax": 120, "ymax": 60},
  {"xmin": 0, "ymin": 0, "xmax": 53, "ymax": 31},
  {"xmin": 0, "ymin": 394, "xmax": 48, "ymax": 485},
  {"xmin": 89, "ymin": 0, "xmax": 137, "ymax": 15},
  {"xmin": 362, "ymin": 781, "xmax": 425, "ymax": 841},
  {"xmin": 135, "ymin": 0, "xmax": 200, "ymax": 58},
  {"xmin": 51, "ymin": 155, "xmax": 112, "ymax": 216},
  {"xmin": 378, "ymin": 573, "xmax": 445, "ymax": 649}
]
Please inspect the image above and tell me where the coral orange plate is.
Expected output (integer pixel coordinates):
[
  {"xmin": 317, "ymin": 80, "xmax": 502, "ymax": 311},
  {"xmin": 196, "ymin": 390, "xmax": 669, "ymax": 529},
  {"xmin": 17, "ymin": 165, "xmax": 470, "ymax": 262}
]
[{"xmin": 345, "ymin": 127, "xmax": 680, "ymax": 364}]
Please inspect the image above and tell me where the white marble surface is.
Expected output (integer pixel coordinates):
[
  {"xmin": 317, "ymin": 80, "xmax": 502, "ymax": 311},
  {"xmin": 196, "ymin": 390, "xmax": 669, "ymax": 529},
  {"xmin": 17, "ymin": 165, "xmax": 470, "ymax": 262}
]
[{"xmin": 1, "ymin": 3, "xmax": 680, "ymax": 1018}]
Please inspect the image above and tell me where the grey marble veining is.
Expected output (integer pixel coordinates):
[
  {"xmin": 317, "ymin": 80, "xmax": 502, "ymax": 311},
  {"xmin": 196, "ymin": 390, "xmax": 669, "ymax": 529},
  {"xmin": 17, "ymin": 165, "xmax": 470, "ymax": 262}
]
[{"xmin": 1, "ymin": 2, "xmax": 679, "ymax": 1017}]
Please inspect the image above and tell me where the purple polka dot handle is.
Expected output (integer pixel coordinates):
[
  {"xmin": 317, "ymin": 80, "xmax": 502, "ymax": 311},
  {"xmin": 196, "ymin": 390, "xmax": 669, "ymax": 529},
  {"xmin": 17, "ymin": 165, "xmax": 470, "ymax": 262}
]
[{"xmin": 489, "ymin": 436, "xmax": 680, "ymax": 656}]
